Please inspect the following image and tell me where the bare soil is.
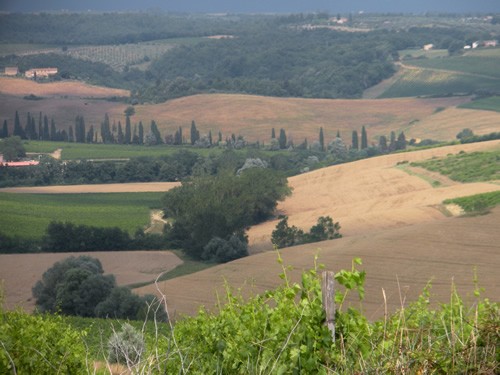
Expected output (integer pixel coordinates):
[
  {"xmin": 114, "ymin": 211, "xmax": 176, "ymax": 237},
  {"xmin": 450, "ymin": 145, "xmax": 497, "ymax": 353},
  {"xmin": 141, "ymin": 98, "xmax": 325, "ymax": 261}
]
[{"xmin": 0, "ymin": 251, "xmax": 182, "ymax": 311}]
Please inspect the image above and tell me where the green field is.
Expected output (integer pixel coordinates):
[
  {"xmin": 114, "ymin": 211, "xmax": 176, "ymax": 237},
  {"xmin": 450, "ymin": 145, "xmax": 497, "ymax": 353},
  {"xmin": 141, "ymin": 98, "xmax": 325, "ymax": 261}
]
[
  {"xmin": 459, "ymin": 96, "xmax": 500, "ymax": 112},
  {"xmin": 0, "ymin": 192, "xmax": 164, "ymax": 240},
  {"xmin": 444, "ymin": 190, "xmax": 500, "ymax": 213},
  {"xmin": 407, "ymin": 55, "xmax": 500, "ymax": 79},
  {"xmin": 411, "ymin": 149, "xmax": 500, "ymax": 183},
  {"xmin": 398, "ymin": 48, "xmax": 448, "ymax": 59},
  {"xmin": 24, "ymin": 141, "xmax": 223, "ymax": 160},
  {"xmin": 379, "ymin": 68, "xmax": 500, "ymax": 98},
  {"xmin": 380, "ymin": 48, "xmax": 500, "ymax": 98}
]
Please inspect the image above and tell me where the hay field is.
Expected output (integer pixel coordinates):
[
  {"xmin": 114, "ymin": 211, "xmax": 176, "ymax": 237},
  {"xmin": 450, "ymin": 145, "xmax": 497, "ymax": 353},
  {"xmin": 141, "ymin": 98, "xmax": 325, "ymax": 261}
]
[
  {"xmin": 135, "ymin": 140, "xmax": 500, "ymax": 319},
  {"xmin": 0, "ymin": 77, "xmax": 129, "ymax": 98},
  {"xmin": 0, "ymin": 182, "xmax": 180, "ymax": 194},
  {"xmin": 0, "ymin": 251, "xmax": 182, "ymax": 311},
  {"xmin": 1, "ymin": 80, "xmax": 496, "ymax": 144},
  {"xmin": 127, "ymin": 94, "xmax": 472, "ymax": 144}
]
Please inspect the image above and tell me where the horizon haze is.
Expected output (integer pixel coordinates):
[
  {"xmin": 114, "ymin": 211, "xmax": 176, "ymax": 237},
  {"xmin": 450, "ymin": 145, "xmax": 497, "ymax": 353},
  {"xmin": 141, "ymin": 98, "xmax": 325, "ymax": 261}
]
[{"xmin": 1, "ymin": 0, "xmax": 500, "ymax": 14}]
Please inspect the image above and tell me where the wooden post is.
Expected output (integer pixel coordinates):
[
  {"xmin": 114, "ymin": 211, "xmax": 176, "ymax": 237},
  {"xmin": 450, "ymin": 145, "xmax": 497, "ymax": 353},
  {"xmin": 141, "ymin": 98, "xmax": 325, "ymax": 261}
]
[{"xmin": 322, "ymin": 271, "xmax": 335, "ymax": 342}]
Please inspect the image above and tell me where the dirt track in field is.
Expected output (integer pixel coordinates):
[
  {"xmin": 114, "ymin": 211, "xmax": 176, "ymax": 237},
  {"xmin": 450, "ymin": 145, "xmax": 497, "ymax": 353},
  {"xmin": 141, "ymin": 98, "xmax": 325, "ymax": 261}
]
[
  {"xmin": 0, "ymin": 251, "xmax": 182, "ymax": 311},
  {"xmin": 0, "ymin": 181, "xmax": 180, "ymax": 194}
]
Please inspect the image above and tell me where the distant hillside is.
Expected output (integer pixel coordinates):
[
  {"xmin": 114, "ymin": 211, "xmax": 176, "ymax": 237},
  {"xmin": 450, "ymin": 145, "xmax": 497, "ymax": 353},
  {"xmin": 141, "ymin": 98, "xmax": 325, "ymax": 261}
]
[
  {"xmin": 375, "ymin": 48, "xmax": 500, "ymax": 98},
  {"xmin": 4, "ymin": 85, "xmax": 500, "ymax": 144}
]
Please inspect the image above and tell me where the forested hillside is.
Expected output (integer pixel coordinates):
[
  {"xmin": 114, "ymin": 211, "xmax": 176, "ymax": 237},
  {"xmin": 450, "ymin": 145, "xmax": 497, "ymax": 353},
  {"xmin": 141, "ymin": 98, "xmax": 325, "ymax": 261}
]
[{"xmin": 2, "ymin": 13, "xmax": 498, "ymax": 102}]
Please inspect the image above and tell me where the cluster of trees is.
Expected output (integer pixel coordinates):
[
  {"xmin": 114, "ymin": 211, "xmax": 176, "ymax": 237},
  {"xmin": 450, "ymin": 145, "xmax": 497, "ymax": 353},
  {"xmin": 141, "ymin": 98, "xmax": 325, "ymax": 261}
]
[
  {"xmin": 162, "ymin": 167, "xmax": 291, "ymax": 261},
  {"xmin": 271, "ymin": 215, "xmax": 342, "ymax": 249},
  {"xmin": 32, "ymin": 255, "xmax": 165, "ymax": 320},
  {"xmin": 456, "ymin": 128, "xmax": 500, "ymax": 144},
  {"xmin": 0, "ymin": 136, "xmax": 25, "ymax": 161},
  {"xmin": 42, "ymin": 221, "xmax": 166, "ymax": 252}
]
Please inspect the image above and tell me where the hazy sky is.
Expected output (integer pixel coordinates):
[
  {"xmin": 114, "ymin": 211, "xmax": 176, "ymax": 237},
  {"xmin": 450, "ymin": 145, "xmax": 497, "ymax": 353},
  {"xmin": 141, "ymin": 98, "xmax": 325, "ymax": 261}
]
[{"xmin": 1, "ymin": 0, "xmax": 500, "ymax": 13}]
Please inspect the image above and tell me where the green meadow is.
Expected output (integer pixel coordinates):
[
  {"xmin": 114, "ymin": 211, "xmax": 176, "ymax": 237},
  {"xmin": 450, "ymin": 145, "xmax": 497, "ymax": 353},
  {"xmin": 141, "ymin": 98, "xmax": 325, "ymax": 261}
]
[
  {"xmin": 23, "ymin": 141, "xmax": 222, "ymax": 160},
  {"xmin": 459, "ymin": 96, "xmax": 500, "ymax": 112},
  {"xmin": 411, "ymin": 149, "xmax": 500, "ymax": 183},
  {"xmin": 0, "ymin": 192, "xmax": 164, "ymax": 240}
]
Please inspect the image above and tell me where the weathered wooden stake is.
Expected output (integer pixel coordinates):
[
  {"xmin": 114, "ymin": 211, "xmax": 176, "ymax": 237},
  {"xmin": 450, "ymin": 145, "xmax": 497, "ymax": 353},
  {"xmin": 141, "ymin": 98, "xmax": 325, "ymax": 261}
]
[{"xmin": 321, "ymin": 271, "xmax": 335, "ymax": 342}]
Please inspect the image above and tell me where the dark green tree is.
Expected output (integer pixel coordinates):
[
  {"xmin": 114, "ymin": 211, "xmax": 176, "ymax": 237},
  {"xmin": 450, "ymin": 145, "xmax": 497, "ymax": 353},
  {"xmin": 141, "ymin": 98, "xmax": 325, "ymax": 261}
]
[
  {"xmin": 389, "ymin": 131, "xmax": 396, "ymax": 151},
  {"xmin": 279, "ymin": 128, "xmax": 287, "ymax": 149},
  {"xmin": 150, "ymin": 120, "xmax": 162, "ymax": 144},
  {"xmin": 86, "ymin": 125, "xmax": 94, "ymax": 144},
  {"xmin": 0, "ymin": 136, "xmax": 26, "ymax": 161},
  {"xmin": 352, "ymin": 130, "xmax": 359, "ymax": 150},
  {"xmin": 271, "ymin": 128, "xmax": 276, "ymax": 139},
  {"xmin": 68, "ymin": 125, "xmax": 74, "ymax": 142},
  {"xmin": 208, "ymin": 130, "xmax": 213, "ymax": 146},
  {"xmin": 50, "ymin": 119, "xmax": 57, "ymax": 141},
  {"xmin": 396, "ymin": 131, "xmax": 406, "ymax": 150},
  {"xmin": 361, "ymin": 126, "xmax": 368, "ymax": 149},
  {"xmin": 319, "ymin": 127, "xmax": 324, "ymax": 151},
  {"xmin": 379, "ymin": 135, "xmax": 388, "ymax": 152},
  {"xmin": 43, "ymin": 115, "xmax": 50, "ymax": 140},
  {"xmin": 1, "ymin": 120, "xmax": 8, "ymax": 138},
  {"xmin": 13, "ymin": 111, "xmax": 25, "ymax": 139},
  {"xmin": 138, "ymin": 121, "xmax": 144, "ymax": 145},
  {"xmin": 32, "ymin": 256, "xmax": 115, "ymax": 316},
  {"xmin": 190, "ymin": 120, "xmax": 200, "ymax": 145},
  {"xmin": 125, "ymin": 115, "xmax": 132, "ymax": 144},
  {"xmin": 117, "ymin": 121, "xmax": 124, "ymax": 144}
]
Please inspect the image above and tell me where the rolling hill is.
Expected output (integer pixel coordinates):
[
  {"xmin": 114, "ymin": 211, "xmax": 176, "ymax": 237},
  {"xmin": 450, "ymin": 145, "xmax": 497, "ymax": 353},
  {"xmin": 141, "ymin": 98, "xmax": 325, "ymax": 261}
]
[
  {"xmin": 135, "ymin": 140, "xmax": 500, "ymax": 320},
  {"xmin": 2, "ymin": 77, "xmax": 500, "ymax": 145}
]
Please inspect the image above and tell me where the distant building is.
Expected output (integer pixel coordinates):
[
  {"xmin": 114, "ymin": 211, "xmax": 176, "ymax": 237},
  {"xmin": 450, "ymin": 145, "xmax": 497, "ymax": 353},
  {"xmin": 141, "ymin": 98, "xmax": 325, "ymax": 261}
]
[
  {"xmin": 472, "ymin": 41, "xmax": 480, "ymax": 49},
  {"xmin": 25, "ymin": 68, "xmax": 58, "ymax": 79},
  {"xmin": 4, "ymin": 67, "xmax": 18, "ymax": 76},
  {"xmin": 483, "ymin": 40, "xmax": 498, "ymax": 47},
  {"xmin": 423, "ymin": 44, "xmax": 434, "ymax": 51}
]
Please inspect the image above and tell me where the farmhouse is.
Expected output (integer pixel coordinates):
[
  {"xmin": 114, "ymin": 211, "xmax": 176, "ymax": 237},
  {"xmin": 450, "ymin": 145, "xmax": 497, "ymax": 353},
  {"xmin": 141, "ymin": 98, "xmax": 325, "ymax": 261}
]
[
  {"xmin": 24, "ymin": 68, "xmax": 58, "ymax": 79},
  {"xmin": 483, "ymin": 40, "xmax": 498, "ymax": 47},
  {"xmin": 4, "ymin": 67, "xmax": 18, "ymax": 76}
]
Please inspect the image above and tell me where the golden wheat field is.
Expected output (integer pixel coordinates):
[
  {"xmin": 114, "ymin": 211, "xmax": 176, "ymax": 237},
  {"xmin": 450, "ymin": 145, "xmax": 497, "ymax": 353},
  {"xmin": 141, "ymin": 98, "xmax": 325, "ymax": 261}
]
[
  {"xmin": 134, "ymin": 140, "xmax": 500, "ymax": 320},
  {"xmin": 3, "ymin": 76, "xmax": 498, "ymax": 144},
  {"xmin": 1, "ymin": 141, "xmax": 499, "ymax": 317}
]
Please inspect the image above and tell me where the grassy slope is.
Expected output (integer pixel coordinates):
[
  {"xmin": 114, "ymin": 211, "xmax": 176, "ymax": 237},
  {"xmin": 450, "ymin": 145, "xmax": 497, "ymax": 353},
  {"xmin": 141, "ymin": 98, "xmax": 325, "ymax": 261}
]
[
  {"xmin": 459, "ymin": 96, "xmax": 500, "ymax": 112},
  {"xmin": 0, "ymin": 192, "xmax": 164, "ymax": 239},
  {"xmin": 379, "ymin": 48, "xmax": 500, "ymax": 98}
]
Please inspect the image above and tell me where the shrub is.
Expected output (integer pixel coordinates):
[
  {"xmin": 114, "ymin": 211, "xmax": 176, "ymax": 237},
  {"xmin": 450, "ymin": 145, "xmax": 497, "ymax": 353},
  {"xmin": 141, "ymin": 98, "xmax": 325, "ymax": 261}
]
[
  {"xmin": 201, "ymin": 235, "xmax": 249, "ymax": 263},
  {"xmin": 108, "ymin": 323, "xmax": 145, "ymax": 367},
  {"xmin": 0, "ymin": 310, "xmax": 86, "ymax": 374}
]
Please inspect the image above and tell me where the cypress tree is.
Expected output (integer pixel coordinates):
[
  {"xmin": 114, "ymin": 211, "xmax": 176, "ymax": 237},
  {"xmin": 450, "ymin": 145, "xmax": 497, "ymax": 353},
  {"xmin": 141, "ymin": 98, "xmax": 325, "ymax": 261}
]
[
  {"xmin": 352, "ymin": 130, "xmax": 359, "ymax": 150},
  {"xmin": 13, "ymin": 111, "xmax": 25, "ymax": 139},
  {"xmin": 1, "ymin": 120, "xmax": 8, "ymax": 138},
  {"xmin": 208, "ymin": 130, "xmax": 213, "ymax": 146},
  {"xmin": 138, "ymin": 121, "xmax": 144, "ymax": 145},
  {"xmin": 379, "ymin": 135, "xmax": 388, "ymax": 151},
  {"xmin": 125, "ymin": 115, "xmax": 132, "ymax": 144},
  {"xmin": 396, "ymin": 131, "xmax": 407, "ymax": 150},
  {"xmin": 43, "ymin": 115, "xmax": 49, "ymax": 140},
  {"xmin": 361, "ymin": 126, "xmax": 368, "ymax": 149},
  {"xmin": 117, "ymin": 121, "xmax": 124, "ymax": 144},
  {"xmin": 150, "ymin": 120, "xmax": 162, "ymax": 144},
  {"xmin": 271, "ymin": 128, "xmax": 276, "ymax": 139},
  {"xmin": 190, "ymin": 120, "xmax": 199, "ymax": 145},
  {"xmin": 389, "ymin": 131, "xmax": 396, "ymax": 151},
  {"xmin": 279, "ymin": 128, "xmax": 287, "ymax": 149},
  {"xmin": 218, "ymin": 131, "xmax": 222, "ymax": 143},
  {"xmin": 68, "ymin": 125, "xmax": 74, "ymax": 142},
  {"xmin": 38, "ymin": 112, "xmax": 43, "ymax": 140},
  {"xmin": 86, "ymin": 125, "xmax": 94, "ymax": 144},
  {"xmin": 319, "ymin": 127, "xmax": 324, "ymax": 151},
  {"xmin": 50, "ymin": 119, "xmax": 57, "ymax": 141},
  {"xmin": 132, "ymin": 124, "xmax": 138, "ymax": 144}
]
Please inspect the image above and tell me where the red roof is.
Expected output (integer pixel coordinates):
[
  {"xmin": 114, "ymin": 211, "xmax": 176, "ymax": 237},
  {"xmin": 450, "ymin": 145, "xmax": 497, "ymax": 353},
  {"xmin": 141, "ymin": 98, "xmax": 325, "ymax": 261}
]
[{"xmin": 0, "ymin": 161, "xmax": 40, "ymax": 167}]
